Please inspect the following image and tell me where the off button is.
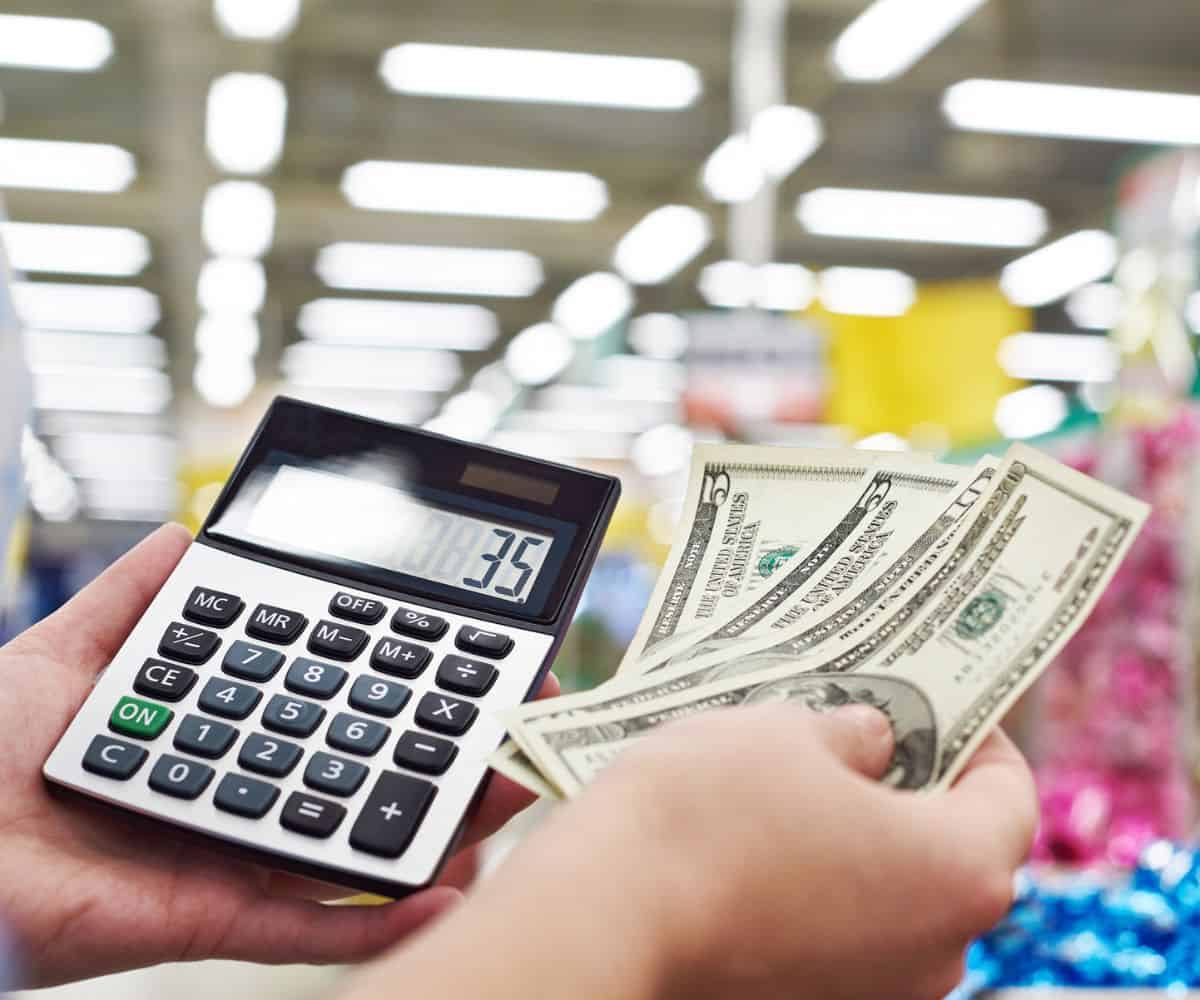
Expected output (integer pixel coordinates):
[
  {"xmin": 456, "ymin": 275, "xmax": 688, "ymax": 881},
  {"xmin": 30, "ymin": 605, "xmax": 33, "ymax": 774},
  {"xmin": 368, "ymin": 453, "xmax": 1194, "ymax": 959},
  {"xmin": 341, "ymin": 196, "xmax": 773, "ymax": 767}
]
[{"xmin": 329, "ymin": 591, "xmax": 386, "ymax": 625}]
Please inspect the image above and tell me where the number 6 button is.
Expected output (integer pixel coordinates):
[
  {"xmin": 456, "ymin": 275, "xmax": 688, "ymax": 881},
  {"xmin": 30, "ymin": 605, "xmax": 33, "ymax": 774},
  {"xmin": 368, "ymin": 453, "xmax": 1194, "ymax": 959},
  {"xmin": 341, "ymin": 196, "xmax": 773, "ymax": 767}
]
[{"xmin": 327, "ymin": 713, "xmax": 389, "ymax": 756}]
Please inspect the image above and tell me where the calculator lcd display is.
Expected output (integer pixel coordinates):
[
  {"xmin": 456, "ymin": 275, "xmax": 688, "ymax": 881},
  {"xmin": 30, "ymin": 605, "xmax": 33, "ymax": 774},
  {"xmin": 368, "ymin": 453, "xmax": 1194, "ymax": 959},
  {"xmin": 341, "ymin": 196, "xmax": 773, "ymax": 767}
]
[{"xmin": 241, "ymin": 465, "xmax": 555, "ymax": 606}]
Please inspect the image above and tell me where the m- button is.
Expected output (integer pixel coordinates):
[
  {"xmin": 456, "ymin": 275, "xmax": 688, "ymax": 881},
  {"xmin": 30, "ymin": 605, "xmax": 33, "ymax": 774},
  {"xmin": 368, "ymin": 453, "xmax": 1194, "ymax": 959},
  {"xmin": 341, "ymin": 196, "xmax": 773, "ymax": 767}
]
[
  {"xmin": 329, "ymin": 592, "xmax": 386, "ymax": 625},
  {"xmin": 183, "ymin": 586, "xmax": 244, "ymax": 628},
  {"xmin": 307, "ymin": 620, "xmax": 368, "ymax": 661},
  {"xmin": 246, "ymin": 604, "xmax": 307, "ymax": 644}
]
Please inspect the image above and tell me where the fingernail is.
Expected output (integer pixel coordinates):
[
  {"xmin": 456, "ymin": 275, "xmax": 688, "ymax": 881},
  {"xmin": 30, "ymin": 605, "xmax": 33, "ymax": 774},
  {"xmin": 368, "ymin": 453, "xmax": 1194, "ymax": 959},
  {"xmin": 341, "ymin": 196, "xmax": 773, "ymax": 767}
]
[{"xmin": 831, "ymin": 704, "xmax": 892, "ymax": 746}]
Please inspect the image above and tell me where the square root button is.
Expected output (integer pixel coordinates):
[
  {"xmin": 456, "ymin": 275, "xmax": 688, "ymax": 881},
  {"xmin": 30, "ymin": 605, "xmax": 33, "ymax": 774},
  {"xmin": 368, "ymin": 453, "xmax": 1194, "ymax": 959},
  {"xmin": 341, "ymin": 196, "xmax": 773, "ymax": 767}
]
[{"xmin": 454, "ymin": 625, "xmax": 512, "ymax": 659}]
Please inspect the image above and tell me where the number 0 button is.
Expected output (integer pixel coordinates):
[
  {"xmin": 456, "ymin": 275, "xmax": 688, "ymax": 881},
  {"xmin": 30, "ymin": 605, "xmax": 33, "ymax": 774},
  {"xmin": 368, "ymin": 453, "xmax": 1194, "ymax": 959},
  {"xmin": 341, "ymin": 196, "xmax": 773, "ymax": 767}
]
[
  {"xmin": 149, "ymin": 755, "xmax": 215, "ymax": 799},
  {"xmin": 327, "ymin": 713, "xmax": 389, "ymax": 757}
]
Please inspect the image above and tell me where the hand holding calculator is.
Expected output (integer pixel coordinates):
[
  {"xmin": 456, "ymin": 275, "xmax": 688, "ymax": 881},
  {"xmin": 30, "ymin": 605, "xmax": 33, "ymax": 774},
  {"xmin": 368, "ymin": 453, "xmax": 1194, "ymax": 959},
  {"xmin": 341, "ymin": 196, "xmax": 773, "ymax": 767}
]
[{"xmin": 44, "ymin": 398, "xmax": 618, "ymax": 896}]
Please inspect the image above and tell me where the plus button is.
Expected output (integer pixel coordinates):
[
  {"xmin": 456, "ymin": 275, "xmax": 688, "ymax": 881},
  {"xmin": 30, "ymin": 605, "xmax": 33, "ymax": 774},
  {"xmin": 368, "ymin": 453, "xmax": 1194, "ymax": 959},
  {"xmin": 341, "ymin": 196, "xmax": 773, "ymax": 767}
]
[{"xmin": 379, "ymin": 801, "xmax": 404, "ymax": 822}]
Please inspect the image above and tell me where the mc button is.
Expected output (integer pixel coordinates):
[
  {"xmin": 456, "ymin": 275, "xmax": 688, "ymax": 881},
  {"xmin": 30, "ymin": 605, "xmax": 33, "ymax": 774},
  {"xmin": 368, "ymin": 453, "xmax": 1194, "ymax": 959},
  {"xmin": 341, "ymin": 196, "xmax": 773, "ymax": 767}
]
[
  {"xmin": 183, "ymin": 586, "xmax": 244, "ymax": 628},
  {"xmin": 109, "ymin": 695, "xmax": 173, "ymax": 741}
]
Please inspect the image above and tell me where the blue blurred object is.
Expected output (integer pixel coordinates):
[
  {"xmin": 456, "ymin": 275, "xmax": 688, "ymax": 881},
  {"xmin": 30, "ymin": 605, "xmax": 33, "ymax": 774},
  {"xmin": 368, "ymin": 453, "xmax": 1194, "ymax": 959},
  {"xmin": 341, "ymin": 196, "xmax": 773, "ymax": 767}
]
[{"xmin": 958, "ymin": 841, "xmax": 1200, "ymax": 995}]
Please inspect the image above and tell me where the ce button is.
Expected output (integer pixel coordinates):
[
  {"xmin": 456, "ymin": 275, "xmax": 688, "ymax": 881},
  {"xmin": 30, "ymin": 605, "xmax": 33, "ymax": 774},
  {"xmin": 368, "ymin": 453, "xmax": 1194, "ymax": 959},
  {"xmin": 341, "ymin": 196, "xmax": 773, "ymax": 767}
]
[{"xmin": 133, "ymin": 659, "xmax": 198, "ymax": 702}]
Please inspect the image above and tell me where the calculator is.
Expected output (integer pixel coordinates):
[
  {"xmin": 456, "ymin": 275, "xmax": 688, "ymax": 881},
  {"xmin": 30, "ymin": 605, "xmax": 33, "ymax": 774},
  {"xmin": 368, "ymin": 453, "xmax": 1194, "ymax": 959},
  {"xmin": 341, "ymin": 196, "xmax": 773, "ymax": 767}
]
[{"xmin": 44, "ymin": 397, "xmax": 619, "ymax": 896}]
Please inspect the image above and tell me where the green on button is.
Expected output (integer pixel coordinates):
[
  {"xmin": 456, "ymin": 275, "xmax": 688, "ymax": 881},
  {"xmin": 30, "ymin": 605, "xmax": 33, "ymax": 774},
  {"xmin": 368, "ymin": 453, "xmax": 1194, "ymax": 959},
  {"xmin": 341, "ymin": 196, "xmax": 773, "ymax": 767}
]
[{"xmin": 109, "ymin": 695, "xmax": 173, "ymax": 740}]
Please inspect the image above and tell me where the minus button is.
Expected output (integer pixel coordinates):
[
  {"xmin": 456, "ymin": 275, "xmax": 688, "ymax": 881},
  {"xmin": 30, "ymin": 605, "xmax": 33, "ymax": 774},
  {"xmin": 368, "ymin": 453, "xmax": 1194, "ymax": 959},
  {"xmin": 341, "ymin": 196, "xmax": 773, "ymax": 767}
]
[{"xmin": 394, "ymin": 729, "xmax": 457, "ymax": 776}]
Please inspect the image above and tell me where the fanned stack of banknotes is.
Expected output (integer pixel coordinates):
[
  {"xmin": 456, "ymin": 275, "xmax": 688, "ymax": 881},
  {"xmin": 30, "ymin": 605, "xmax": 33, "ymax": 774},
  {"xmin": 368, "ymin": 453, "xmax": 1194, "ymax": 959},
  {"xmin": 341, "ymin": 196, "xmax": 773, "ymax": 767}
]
[{"xmin": 491, "ymin": 442, "xmax": 1150, "ymax": 800}]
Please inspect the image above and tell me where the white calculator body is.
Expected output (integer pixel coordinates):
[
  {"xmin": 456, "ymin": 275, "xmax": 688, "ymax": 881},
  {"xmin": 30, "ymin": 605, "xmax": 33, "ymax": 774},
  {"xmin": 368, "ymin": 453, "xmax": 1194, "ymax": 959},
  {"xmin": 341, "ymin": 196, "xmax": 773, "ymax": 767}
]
[{"xmin": 44, "ymin": 397, "xmax": 619, "ymax": 896}]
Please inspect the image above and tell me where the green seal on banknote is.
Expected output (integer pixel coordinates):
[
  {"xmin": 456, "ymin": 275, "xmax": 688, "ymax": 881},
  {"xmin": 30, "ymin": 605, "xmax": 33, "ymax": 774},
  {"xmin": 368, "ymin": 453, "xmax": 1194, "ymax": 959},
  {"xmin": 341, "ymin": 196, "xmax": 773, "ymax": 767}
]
[
  {"xmin": 756, "ymin": 546, "xmax": 798, "ymax": 578},
  {"xmin": 954, "ymin": 590, "xmax": 1007, "ymax": 640}
]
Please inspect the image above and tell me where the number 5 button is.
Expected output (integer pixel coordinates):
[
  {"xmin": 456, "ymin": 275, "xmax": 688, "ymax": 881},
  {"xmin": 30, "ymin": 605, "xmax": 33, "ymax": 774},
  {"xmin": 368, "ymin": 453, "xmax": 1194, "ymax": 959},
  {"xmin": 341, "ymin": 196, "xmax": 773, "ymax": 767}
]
[{"xmin": 415, "ymin": 692, "xmax": 477, "ymax": 736}]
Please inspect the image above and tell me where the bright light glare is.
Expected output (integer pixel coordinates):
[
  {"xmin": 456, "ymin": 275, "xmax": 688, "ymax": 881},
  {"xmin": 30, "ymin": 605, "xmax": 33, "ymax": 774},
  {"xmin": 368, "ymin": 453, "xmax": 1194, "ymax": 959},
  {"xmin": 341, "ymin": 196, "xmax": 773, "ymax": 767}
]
[
  {"xmin": 194, "ymin": 354, "xmax": 257, "ymax": 408},
  {"xmin": 760, "ymin": 263, "xmax": 816, "ymax": 311},
  {"xmin": 749, "ymin": 105, "xmax": 823, "ymax": 178},
  {"xmin": 206, "ymin": 73, "xmax": 288, "ymax": 175},
  {"xmin": 316, "ymin": 242, "xmax": 543, "ymax": 298},
  {"xmin": 855, "ymin": 432, "xmax": 910, "ymax": 451},
  {"xmin": 631, "ymin": 423, "xmax": 693, "ymax": 478},
  {"xmin": 22, "ymin": 430, "xmax": 80, "ymax": 522},
  {"xmin": 831, "ymin": 0, "xmax": 988, "ymax": 82},
  {"xmin": 380, "ymin": 43, "xmax": 701, "ymax": 110},
  {"xmin": 552, "ymin": 272, "xmax": 635, "ymax": 340},
  {"xmin": 342, "ymin": 160, "xmax": 608, "ymax": 222},
  {"xmin": 202, "ymin": 181, "xmax": 276, "ymax": 258},
  {"xmin": 698, "ymin": 260, "xmax": 755, "ymax": 308},
  {"xmin": 32, "ymin": 366, "xmax": 171, "ymax": 414},
  {"xmin": 281, "ymin": 344, "xmax": 462, "ymax": 392},
  {"xmin": 613, "ymin": 205, "xmax": 711, "ymax": 285},
  {"xmin": 1066, "ymin": 283, "xmax": 1121, "ymax": 331},
  {"xmin": 818, "ymin": 267, "xmax": 916, "ymax": 317},
  {"xmin": 425, "ymin": 390, "xmax": 503, "ymax": 442},
  {"xmin": 797, "ymin": 188, "xmax": 1047, "ymax": 247},
  {"xmin": 0, "ymin": 223, "xmax": 150, "ymax": 277},
  {"xmin": 24, "ymin": 331, "xmax": 165, "ymax": 370},
  {"xmin": 998, "ymin": 332, "xmax": 1118, "ymax": 383},
  {"xmin": 702, "ymin": 135, "xmax": 763, "ymax": 204},
  {"xmin": 52, "ymin": 431, "xmax": 175, "ymax": 482},
  {"xmin": 1000, "ymin": 230, "xmax": 1118, "ymax": 307},
  {"xmin": 195, "ymin": 315, "xmax": 261, "ymax": 358},
  {"xmin": 1187, "ymin": 292, "xmax": 1200, "ymax": 333},
  {"xmin": 298, "ymin": 299, "xmax": 499, "ymax": 350},
  {"xmin": 0, "ymin": 138, "xmax": 135, "ymax": 193},
  {"xmin": 12, "ymin": 282, "xmax": 160, "ymax": 334},
  {"xmin": 943, "ymin": 79, "xmax": 1200, "ymax": 146},
  {"xmin": 698, "ymin": 261, "xmax": 815, "ymax": 310},
  {"xmin": 994, "ymin": 384, "xmax": 1069, "ymax": 439},
  {"xmin": 0, "ymin": 14, "xmax": 113, "ymax": 71},
  {"xmin": 197, "ymin": 258, "xmax": 267, "ymax": 316},
  {"xmin": 505, "ymin": 323, "xmax": 575, "ymax": 386},
  {"xmin": 213, "ymin": 0, "xmax": 301, "ymax": 40},
  {"xmin": 628, "ymin": 313, "xmax": 690, "ymax": 360}
]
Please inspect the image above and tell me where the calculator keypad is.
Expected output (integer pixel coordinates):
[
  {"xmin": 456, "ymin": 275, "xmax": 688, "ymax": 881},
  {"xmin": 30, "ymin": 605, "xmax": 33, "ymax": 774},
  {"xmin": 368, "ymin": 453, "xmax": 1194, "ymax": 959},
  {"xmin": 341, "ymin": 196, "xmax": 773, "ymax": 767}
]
[{"xmin": 50, "ymin": 548, "xmax": 554, "ymax": 894}]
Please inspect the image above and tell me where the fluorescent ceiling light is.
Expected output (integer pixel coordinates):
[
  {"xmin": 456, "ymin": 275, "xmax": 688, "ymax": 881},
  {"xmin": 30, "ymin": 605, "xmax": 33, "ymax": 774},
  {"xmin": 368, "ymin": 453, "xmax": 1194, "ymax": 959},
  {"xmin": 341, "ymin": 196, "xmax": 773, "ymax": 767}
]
[
  {"xmin": 702, "ymin": 135, "xmax": 763, "ymax": 204},
  {"xmin": 52, "ymin": 431, "xmax": 175, "ymax": 481},
  {"xmin": 628, "ymin": 313, "xmax": 690, "ymax": 360},
  {"xmin": 797, "ymin": 187, "xmax": 1047, "ymax": 247},
  {"xmin": 424, "ymin": 390, "xmax": 504, "ymax": 443},
  {"xmin": 994, "ymin": 384, "xmax": 1068, "ymax": 439},
  {"xmin": 32, "ymin": 365, "xmax": 171, "ymax": 414},
  {"xmin": 818, "ymin": 267, "xmax": 916, "ymax": 317},
  {"xmin": 280, "ymin": 344, "xmax": 461, "ymax": 392},
  {"xmin": 1187, "ymin": 292, "xmax": 1200, "ymax": 333},
  {"xmin": 298, "ymin": 298, "xmax": 499, "ymax": 350},
  {"xmin": 12, "ymin": 282, "xmax": 160, "ymax": 334},
  {"xmin": 316, "ymin": 242, "xmax": 543, "ymax": 298},
  {"xmin": 206, "ymin": 73, "xmax": 288, "ymax": 175},
  {"xmin": 213, "ymin": 0, "xmax": 301, "ymax": 40},
  {"xmin": 613, "ymin": 205, "xmax": 711, "ymax": 285},
  {"xmin": 749, "ymin": 105, "xmax": 823, "ymax": 178},
  {"xmin": 0, "ymin": 138, "xmax": 135, "ymax": 193},
  {"xmin": 998, "ymin": 332, "xmax": 1117, "ymax": 383},
  {"xmin": 505, "ymin": 323, "xmax": 575, "ymax": 386},
  {"xmin": 552, "ymin": 272, "xmax": 635, "ymax": 340},
  {"xmin": 831, "ymin": 0, "xmax": 988, "ymax": 82},
  {"xmin": 195, "ymin": 315, "xmax": 261, "ymax": 359},
  {"xmin": 697, "ymin": 261, "xmax": 814, "ymax": 310},
  {"xmin": 1066, "ymin": 283, "xmax": 1121, "ymax": 331},
  {"xmin": 380, "ymin": 43, "xmax": 701, "ymax": 111},
  {"xmin": 1, "ymin": 222, "xmax": 149, "ymax": 277},
  {"xmin": 595, "ymin": 355, "xmax": 685, "ymax": 396},
  {"xmin": 0, "ymin": 14, "xmax": 114, "ymax": 71},
  {"xmin": 342, "ymin": 160, "xmax": 608, "ymax": 222},
  {"xmin": 943, "ymin": 79, "xmax": 1200, "ymax": 146},
  {"xmin": 202, "ymin": 181, "xmax": 276, "ymax": 258},
  {"xmin": 488, "ymin": 429, "xmax": 631, "ymax": 462},
  {"xmin": 632, "ymin": 423, "xmax": 693, "ymax": 478},
  {"xmin": 194, "ymin": 354, "xmax": 257, "ymax": 408},
  {"xmin": 1000, "ymin": 230, "xmax": 1117, "ymax": 307},
  {"xmin": 24, "ymin": 331, "xmax": 165, "ymax": 370},
  {"xmin": 197, "ymin": 257, "xmax": 267, "ymax": 316}
]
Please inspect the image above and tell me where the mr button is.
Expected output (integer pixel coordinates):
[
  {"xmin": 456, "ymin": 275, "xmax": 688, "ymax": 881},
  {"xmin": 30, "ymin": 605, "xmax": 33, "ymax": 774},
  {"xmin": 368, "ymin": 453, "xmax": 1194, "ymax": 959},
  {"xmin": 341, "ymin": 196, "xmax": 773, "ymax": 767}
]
[
  {"xmin": 183, "ymin": 586, "xmax": 244, "ymax": 628},
  {"xmin": 308, "ymin": 620, "xmax": 368, "ymax": 661},
  {"xmin": 246, "ymin": 604, "xmax": 307, "ymax": 644}
]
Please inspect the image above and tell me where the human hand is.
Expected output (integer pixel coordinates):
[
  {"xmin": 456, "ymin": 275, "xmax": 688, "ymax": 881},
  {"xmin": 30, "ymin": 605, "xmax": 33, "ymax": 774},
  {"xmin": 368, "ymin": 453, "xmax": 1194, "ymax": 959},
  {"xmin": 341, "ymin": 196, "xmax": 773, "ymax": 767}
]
[
  {"xmin": 349, "ymin": 703, "xmax": 1034, "ymax": 1000},
  {"xmin": 0, "ymin": 524, "xmax": 556, "ymax": 987}
]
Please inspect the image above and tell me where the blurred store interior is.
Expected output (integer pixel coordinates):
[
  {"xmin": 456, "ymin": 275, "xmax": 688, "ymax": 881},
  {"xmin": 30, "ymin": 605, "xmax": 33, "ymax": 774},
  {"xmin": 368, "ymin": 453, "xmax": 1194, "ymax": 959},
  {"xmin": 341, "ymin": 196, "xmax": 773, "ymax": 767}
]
[{"xmin": 5, "ymin": 1, "xmax": 1200, "ymax": 996}]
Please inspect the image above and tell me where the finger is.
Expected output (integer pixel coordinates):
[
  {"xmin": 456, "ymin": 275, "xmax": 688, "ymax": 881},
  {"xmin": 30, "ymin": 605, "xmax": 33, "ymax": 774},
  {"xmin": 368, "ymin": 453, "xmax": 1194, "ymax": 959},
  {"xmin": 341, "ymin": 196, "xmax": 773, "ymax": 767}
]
[
  {"xmin": 29, "ymin": 523, "xmax": 191, "ymax": 675},
  {"xmin": 808, "ymin": 704, "xmax": 895, "ymax": 779},
  {"xmin": 264, "ymin": 871, "xmax": 363, "ymax": 902},
  {"xmin": 215, "ymin": 887, "xmax": 463, "ymax": 966},
  {"xmin": 533, "ymin": 671, "xmax": 560, "ymax": 700},
  {"xmin": 941, "ymin": 729, "xmax": 1038, "ymax": 869}
]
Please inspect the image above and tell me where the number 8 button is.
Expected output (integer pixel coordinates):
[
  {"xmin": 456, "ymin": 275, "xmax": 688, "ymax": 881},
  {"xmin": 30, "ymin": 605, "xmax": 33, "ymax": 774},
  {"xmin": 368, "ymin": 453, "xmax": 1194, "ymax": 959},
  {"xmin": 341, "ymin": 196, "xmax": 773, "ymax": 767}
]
[{"xmin": 285, "ymin": 658, "xmax": 348, "ymax": 699}]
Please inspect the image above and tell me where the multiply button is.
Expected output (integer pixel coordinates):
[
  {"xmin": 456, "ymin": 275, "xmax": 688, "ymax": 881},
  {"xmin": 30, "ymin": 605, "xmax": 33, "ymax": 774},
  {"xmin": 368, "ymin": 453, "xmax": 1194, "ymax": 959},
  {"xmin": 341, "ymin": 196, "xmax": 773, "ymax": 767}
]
[
  {"xmin": 414, "ymin": 692, "xmax": 477, "ymax": 736},
  {"xmin": 307, "ymin": 620, "xmax": 368, "ymax": 661},
  {"xmin": 82, "ymin": 735, "xmax": 148, "ymax": 780},
  {"xmin": 436, "ymin": 655, "xmax": 497, "ymax": 697},
  {"xmin": 330, "ymin": 592, "xmax": 386, "ymax": 625},
  {"xmin": 454, "ymin": 625, "xmax": 512, "ymax": 659},
  {"xmin": 349, "ymin": 771, "xmax": 437, "ymax": 859},
  {"xmin": 280, "ymin": 792, "xmax": 345, "ymax": 839},
  {"xmin": 246, "ymin": 604, "xmax": 307, "ymax": 644},
  {"xmin": 183, "ymin": 586, "xmax": 244, "ymax": 628},
  {"xmin": 133, "ymin": 659, "xmax": 197, "ymax": 702},
  {"xmin": 158, "ymin": 621, "xmax": 220, "ymax": 665},
  {"xmin": 370, "ymin": 637, "xmax": 431, "ymax": 679},
  {"xmin": 391, "ymin": 607, "xmax": 448, "ymax": 642}
]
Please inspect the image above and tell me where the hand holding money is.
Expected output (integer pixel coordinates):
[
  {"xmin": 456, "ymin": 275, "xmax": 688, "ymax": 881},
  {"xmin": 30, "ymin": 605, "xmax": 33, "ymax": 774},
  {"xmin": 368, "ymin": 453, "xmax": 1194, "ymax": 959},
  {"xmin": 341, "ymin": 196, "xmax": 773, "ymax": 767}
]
[{"xmin": 492, "ymin": 441, "xmax": 1148, "ymax": 800}]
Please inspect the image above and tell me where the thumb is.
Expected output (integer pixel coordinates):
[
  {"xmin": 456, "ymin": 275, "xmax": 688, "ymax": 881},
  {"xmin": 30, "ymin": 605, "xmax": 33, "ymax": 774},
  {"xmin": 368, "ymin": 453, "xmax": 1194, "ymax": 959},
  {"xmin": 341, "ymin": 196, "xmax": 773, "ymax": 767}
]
[{"xmin": 808, "ymin": 705, "xmax": 894, "ymax": 779}]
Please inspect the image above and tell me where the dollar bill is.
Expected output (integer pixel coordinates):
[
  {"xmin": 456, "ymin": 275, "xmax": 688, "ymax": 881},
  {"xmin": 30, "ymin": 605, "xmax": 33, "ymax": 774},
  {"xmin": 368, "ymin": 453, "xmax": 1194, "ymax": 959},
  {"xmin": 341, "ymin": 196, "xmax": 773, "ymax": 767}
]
[
  {"xmin": 488, "ymin": 742, "xmax": 562, "ymax": 800},
  {"xmin": 631, "ymin": 458, "xmax": 981, "ymax": 674},
  {"xmin": 500, "ymin": 459, "xmax": 997, "ymax": 748},
  {"xmin": 616, "ymin": 445, "xmax": 940, "ymax": 675},
  {"xmin": 518, "ymin": 444, "xmax": 1148, "ymax": 797}
]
